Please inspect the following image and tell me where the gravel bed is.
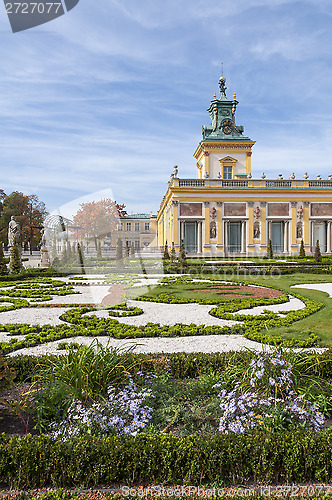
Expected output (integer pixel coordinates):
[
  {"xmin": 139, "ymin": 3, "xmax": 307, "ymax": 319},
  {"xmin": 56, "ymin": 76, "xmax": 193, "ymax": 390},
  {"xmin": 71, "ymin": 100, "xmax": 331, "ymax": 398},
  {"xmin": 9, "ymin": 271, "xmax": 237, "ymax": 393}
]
[{"xmin": 8, "ymin": 334, "xmax": 327, "ymax": 357}]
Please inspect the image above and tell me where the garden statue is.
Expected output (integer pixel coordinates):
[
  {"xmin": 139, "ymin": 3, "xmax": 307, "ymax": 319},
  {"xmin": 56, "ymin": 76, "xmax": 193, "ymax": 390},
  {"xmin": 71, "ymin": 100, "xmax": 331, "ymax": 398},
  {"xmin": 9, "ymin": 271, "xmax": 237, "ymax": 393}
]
[
  {"xmin": 39, "ymin": 228, "xmax": 50, "ymax": 268},
  {"xmin": 8, "ymin": 216, "xmax": 21, "ymax": 248}
]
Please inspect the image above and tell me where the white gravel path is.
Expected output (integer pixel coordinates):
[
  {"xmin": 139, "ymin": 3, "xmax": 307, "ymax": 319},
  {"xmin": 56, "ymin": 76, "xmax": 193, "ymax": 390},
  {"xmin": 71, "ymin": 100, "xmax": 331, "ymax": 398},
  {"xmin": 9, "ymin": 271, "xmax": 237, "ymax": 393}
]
[
  {"xmin": 291, "ymin": 283, "xmax": 332, "ymax": 297},
  {"xmin": 86, "ymin": 300, "xmax": 240, "ymax": 327},
  {"xmin": 8, "ymin": 334, "xmax": 326, "ymax": 357},
  {"xmin": 1, "ymin": 279, "xmax": 326, "ymax": 357},
  {"xmin": 233, "ymin": 296, "xmax": 305, "ymax": 316}
]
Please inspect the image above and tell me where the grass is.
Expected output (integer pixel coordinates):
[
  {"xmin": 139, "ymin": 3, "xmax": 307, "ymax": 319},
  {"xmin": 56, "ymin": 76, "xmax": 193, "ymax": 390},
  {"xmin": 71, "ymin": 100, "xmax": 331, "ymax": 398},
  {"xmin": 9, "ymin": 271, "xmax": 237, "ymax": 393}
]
[{"xmin": 136, "ymin": 272, "xmax": 332, "ymax": 348}]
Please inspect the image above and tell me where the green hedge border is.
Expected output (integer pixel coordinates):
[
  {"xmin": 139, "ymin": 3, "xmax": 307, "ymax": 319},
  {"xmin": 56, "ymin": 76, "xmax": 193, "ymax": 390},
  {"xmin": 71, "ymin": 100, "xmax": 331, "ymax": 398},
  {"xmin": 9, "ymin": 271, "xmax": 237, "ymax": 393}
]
[{"xmin": 0, "ymin": 432, "xmax": 331, "ymax": 488}]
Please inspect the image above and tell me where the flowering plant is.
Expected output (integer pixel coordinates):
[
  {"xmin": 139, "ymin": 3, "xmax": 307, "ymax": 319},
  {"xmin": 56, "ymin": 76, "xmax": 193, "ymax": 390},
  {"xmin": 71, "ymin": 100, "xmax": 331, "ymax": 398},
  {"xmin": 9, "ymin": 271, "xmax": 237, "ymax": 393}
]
[
  {"xmin": 51, "ymin": 375, "xmax": 154, "ymax": 442},
  {"xmin": 215, "ymin": 351, "xmax": 325, "ymax": 434}
]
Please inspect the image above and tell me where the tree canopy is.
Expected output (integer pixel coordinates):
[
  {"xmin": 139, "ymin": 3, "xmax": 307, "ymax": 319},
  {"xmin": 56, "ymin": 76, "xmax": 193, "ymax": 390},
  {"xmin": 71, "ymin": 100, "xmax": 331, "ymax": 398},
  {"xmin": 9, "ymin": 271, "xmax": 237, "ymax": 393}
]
[{"xmin": 73, "ymin": 198, "xmax": 126, "ymax": 247}]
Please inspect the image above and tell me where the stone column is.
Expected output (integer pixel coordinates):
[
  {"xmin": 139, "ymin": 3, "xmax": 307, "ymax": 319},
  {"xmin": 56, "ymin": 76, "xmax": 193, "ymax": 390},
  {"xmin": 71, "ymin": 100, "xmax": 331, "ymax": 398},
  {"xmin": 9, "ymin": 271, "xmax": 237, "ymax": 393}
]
[
  {"xmin": 291, "ymin": 201, "xmax": 297, "ymax": 252},
  {"xmin": 303, "ymin": 201, "xmax": 310, "ymax": 252},
  {"xmin": 283, "ymin": 221, "xmax": 289, "ymax": 254},
  {"xmin": 259, "ymin": 201, "xmax": 267, "ymax": 252},
  {"xmin": 224, "ymin": 220, "xmax": 228, "ymax": 254},
  {"xmin": 172, "ymin": 200, "xmax": 179, "ymax": 247},
  {"xmin": 197, "ymin": 221, "xmax": 202, "ymax": 254},
  {"xmin": 241, "ymin": 220, "xmax": 246, "ymax": 254},
  {"xmin": 327, "ymin": 222, "xmax": 331, "ymax": 254}
]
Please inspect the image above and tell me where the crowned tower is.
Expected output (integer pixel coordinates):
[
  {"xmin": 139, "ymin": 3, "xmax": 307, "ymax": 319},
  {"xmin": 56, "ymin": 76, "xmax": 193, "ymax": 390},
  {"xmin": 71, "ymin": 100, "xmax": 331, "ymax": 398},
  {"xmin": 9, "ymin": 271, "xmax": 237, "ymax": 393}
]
[{"xmin": 194, "ymin": 76, "xmax": 255, "ymax": 179}]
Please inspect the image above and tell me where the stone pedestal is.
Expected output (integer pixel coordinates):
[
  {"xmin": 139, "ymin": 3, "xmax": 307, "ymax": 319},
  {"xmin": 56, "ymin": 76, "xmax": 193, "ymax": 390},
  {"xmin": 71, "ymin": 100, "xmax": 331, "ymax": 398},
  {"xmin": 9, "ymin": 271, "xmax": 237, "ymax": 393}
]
[{"xmin": 39, "ymin": 246, "xmax": 50, "ymax": 268}]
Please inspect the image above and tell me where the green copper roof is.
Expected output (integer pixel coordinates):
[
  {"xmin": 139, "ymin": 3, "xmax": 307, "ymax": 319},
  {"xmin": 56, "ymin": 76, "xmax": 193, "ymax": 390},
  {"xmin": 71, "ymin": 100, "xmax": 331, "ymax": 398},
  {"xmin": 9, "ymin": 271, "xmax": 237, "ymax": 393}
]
[{"xmin": 202, "ymin": 76, "xmax": 251, "ymax": 141}]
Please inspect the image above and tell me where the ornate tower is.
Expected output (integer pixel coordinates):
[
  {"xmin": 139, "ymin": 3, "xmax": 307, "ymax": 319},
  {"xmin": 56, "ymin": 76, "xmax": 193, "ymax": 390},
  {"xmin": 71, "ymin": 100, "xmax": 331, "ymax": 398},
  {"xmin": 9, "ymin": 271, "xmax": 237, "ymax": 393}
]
[{"xmin": 194, "ymin": 76, "xmax": 255, "ymax": 179}]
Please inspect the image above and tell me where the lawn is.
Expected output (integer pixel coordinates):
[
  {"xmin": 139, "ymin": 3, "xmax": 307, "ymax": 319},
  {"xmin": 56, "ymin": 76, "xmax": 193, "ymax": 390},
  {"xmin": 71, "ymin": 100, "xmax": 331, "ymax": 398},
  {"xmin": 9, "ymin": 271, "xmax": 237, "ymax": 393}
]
[{"xmin": 136, "ymin": 273, "xmax": 332, "ymax": 348}]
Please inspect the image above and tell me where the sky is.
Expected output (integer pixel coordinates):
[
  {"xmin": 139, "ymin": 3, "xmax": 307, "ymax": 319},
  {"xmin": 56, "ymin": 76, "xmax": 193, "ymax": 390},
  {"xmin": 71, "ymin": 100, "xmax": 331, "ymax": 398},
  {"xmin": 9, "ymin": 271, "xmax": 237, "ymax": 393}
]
[{"xmin": 1, "ymin": 0, "xmax": 332, "ymax": 218}]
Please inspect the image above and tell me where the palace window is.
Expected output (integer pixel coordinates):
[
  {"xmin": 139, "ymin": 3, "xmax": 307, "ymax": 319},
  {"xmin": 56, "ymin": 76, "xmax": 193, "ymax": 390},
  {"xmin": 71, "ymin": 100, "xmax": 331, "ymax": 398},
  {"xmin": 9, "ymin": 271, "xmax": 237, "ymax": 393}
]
[
  {"xmin": 117, "ymin": 223, "xmax": 123, "ymax": 231},
  {"xmin": 219, "ymin": 156, "xmax": 237, "ymax": 179},
  {"xmin": 144, "ymin": 222, "xmax": 150, "ymax": 231},
  {"xmin": 223, "ymin": 166, "xmax": 232, "ymax": 179},
  {"xmin": 135, "ymin": 222, "xmax": 140, "ymax": 232},
  {"xmin": 126, "ymin": 222, "xmax": 132, "ymax": 232}
]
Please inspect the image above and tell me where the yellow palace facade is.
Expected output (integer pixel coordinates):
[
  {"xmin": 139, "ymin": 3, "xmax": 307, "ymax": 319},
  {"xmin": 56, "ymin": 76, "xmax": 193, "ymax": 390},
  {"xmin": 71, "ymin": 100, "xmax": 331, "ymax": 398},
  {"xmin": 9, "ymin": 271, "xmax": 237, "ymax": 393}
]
[{"xmin": 157, "ymin": 76, "xmax": 332, "ymax": 257}]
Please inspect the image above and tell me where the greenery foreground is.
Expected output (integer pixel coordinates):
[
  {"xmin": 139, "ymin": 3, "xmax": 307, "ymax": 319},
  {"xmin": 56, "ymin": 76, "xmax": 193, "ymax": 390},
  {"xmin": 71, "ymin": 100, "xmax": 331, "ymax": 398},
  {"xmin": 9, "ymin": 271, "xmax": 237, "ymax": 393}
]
[{"xmin": 1, "ymin": 268, "xmax": 332, "ymax": 495}]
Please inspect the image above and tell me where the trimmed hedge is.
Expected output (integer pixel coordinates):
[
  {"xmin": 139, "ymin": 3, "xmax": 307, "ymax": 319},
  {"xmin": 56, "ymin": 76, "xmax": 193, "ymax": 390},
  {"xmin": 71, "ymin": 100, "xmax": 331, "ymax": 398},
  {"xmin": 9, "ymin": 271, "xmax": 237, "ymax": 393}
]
[
  {"xmin": 7, "ymin": 492, "xmax": 332, "ymax": 500},
  {"xmin": 0, "ymin": 431, "xmax": 331, "ymax": 488}
]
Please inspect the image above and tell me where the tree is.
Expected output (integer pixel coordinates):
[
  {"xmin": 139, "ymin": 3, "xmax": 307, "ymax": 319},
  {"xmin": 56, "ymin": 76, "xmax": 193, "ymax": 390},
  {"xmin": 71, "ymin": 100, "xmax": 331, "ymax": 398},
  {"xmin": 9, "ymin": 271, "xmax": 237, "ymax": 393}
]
[
  {"xmin": 0, "ymin": 191, "xmax": 47, "ymax": 248},
  {"xmin": 0, "ymin": 243, "xmax": 8, "ymax": 275},
  {"xmin": 73, "ymin": 199, "xmax": 124, "ymax": 250},
  {"xmin": 299, "ymin": 239, "xmax": 306, "ymax": 258},
  {"xmin": 97, "ymin": 241, "xmax": 102, "ymax": 259},
  {"xmin": 10, "ymin": 242, "xmax": 23, "ymax": 273},
  {"xmin": 77, "ymin": 243, "xmax": 85, "ymax": 274},
  {"xmin": 267, "ymin": 239, "xmax": 273, "ymax": 259},
  {"xmin": 116, "ymin": 238, "xmax": 123, "ymax": 262},
  {"xmin": 115, "ymin": 202, "xmax": 127, "ymax": 217},
  {"xmin": 314, "ymin": 240, "xmax": 322, "ymax": 263}
]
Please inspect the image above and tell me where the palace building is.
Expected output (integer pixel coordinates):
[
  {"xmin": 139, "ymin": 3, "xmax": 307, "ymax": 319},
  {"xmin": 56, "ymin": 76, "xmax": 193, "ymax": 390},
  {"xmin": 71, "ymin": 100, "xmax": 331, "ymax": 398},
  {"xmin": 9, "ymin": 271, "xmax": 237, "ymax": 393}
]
[{"xmin": 157, "ymin": 76, "xmax": 332, "ymax": 257}]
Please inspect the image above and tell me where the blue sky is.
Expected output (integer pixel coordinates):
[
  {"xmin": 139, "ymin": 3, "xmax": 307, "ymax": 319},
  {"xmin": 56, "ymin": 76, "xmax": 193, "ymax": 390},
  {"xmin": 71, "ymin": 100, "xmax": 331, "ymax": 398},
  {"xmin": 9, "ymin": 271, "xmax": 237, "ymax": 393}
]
[{"xmin": 1, "ymin": 0, "xmax": 332, "ymax": 218}]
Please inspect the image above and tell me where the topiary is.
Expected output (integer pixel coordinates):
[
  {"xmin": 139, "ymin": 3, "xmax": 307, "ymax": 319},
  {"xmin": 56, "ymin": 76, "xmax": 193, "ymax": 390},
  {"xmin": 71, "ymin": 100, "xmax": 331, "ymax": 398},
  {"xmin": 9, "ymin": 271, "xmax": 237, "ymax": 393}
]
[
  {"xmin": 299, "ymin": 239, "xmax": 306, "ymax": 258},
  {"xmin": 177, "ymin": 239, "xmax": 187, "ymax": 271},
  {"xmin": 314, "ymin": 240, "xmax": 322, "ymax": 263},
  {"xmin": 9, "ymin": 242, "xmax": 23, "ymax": 274},
  {"xmin": 163, "ymin": 241, "xmax": 170, "ymax": 260},
  {"xmin": 0, "ymin": 243, "xmax": 8, "ymax": 275},
  {"xmin": 267, "ymin": 239, "xmax": 273, "ymax": 259}
]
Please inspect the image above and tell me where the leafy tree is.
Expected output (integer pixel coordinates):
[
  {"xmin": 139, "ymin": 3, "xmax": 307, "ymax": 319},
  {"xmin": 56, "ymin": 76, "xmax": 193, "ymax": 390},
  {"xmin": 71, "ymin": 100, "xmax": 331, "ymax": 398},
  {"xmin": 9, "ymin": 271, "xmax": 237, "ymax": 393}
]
[
  {"xmin": 73, "ymin": 199, "xmax": 125, "ymax": 250},
  {"xmin": 299, "ymin": 239, "xmax": 306, "ymax": 258},
  {"xmin": 0, "ymin": 191, "xmax": 47, "ymax": 248},
  {"xmin": 115, "ymin": 202, "xmax": 127, "ymax": 217},
  {"xmin": 314, "ymin": 240, "xmax": 322, "ymax": 263},
  {"xmin": 9, "ymin": 242, "xmax": 23, "ymax": 273},
  {"xmin": 267, "ymin": 239, "xmax": 273, "ymax": 259},
  {"xmin": 0, "ymin": 243, "xmax": 8, "ymax": 275}
]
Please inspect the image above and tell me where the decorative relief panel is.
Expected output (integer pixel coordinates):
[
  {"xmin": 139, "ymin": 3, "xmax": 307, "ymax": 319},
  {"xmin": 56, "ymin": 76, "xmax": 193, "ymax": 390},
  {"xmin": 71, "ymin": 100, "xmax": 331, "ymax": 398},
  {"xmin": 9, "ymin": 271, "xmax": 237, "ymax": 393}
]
[
  {"xmin": 224, "ymin": 203, "xmax": 246, "ymax": 217},
  {"xmin": 267, "ymin": 203, "xmax": 289, "ymax": 217},
  {"xmin": 311, "ymin": 203, "xmax": 332, "ymax": 217},
  {"xmin": 179, "ymin": 203, "xmax": 202, "ymax": 217}
]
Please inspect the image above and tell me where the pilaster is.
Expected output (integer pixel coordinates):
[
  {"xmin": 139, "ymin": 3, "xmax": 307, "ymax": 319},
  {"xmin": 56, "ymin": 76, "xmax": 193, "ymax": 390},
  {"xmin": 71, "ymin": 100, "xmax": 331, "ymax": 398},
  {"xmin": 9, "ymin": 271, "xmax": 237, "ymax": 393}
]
[
  {"xmin": 291, "ymin": 201, "xmax": 297, "ymax": 249},
  {"xmin": 247, "ymin": 201, "xmax": 254, "ymax": 250},
  {"xmin": 203, "ymin": 201, "xmax": 210, "ymax": 249},
  {"xmin": 216, "ymin": 201, "xmax": 223, "ymax": 250},
  {"xmin": 172, "ymin": 200, "xmax": 179, "ymax": 246},
  {"xmin": 303, "ymin": 201, "xmax": 310, "ymax": 250},
  {"xmin": 204, "ymin": 152, "xmax": 210, "ymax": 178}
]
